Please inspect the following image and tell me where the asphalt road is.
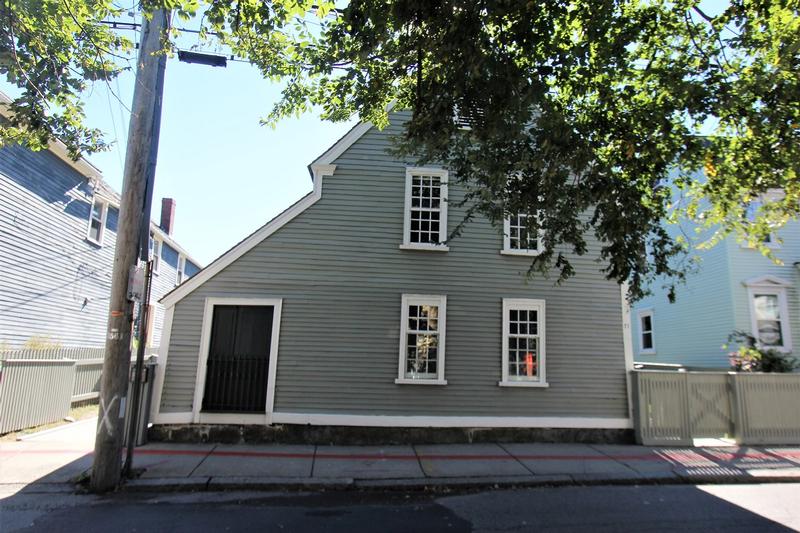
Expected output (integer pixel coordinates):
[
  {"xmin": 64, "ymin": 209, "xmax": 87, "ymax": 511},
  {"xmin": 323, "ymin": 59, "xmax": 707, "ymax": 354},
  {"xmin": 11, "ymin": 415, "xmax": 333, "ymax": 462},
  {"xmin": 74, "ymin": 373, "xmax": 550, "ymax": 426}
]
[{"xmin": 3, "ymin": 483, "xmax": 799, "ymax": 532}]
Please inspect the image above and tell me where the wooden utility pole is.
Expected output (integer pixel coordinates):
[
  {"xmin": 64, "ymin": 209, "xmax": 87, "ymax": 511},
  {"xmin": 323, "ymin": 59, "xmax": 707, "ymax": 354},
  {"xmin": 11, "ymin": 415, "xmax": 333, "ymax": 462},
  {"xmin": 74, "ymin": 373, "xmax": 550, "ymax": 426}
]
[{"xmin": 91, "ymin": 8, "xmax": 170, "ymax": 493}]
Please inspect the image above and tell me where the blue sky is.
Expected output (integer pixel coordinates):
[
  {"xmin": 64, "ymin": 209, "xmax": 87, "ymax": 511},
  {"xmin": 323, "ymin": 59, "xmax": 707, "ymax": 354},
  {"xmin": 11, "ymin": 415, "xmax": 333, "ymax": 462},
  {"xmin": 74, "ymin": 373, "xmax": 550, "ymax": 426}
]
[
  {"xmin": 82, "ymin": 48, "xmax": 355, "ymax": 266},
  {"xmin": 32, "ymin": 5, "xmax": 353, "ymax": 267}
]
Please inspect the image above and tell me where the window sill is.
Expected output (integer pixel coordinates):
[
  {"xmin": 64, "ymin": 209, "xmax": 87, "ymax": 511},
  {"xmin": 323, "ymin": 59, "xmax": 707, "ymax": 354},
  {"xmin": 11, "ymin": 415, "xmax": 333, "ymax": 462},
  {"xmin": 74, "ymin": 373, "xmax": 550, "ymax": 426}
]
[
  {"xmin": 757, "ymin": 344, "xmax": 792, "ymax": 354},
  {"xmin": 395, "ymin": 378, "xmax": 448, "ymax": 386},
  {"xmin": 500, "ymin": 249, "xmax": 541, "ymax": 257},
  {"xmin": 399, "ymin": 244, "xmax": 450, "ymax": 252},
  {"xmin": 498, "ymin": 380, "xmax": 549, "ymax": 388},
  {"xmin": 85, "ymin": 237, "xmax": 103, "ymax": 247}
]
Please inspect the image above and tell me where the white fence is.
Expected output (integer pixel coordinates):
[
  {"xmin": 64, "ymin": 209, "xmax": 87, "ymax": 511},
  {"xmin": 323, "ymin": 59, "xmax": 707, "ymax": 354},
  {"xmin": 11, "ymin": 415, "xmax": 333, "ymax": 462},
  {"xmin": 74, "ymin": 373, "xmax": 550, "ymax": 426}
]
[{"xmin": 631, "ymin": 370, "xmax": 800, "ymax": 445}]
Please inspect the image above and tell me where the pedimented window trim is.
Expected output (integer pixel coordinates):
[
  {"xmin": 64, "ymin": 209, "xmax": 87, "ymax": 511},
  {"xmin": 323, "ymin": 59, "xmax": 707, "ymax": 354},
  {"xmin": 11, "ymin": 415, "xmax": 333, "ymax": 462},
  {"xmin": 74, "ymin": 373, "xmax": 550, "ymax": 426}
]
[
  {"xmin": 742, "ymin": 275, "xmax": 792, "ymax": 288},
  {"xmin": 744, "ymin": 281, "xmax": 792, "ymax": 353}
]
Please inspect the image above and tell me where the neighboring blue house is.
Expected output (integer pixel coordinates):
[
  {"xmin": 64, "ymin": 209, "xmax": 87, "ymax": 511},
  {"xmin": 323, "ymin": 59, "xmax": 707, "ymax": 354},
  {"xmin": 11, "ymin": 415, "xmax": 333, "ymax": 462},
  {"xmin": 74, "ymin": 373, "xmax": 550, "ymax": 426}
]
[
  {"xmin": 0, "ymin": 100, "xmax": 201, "ymax": 351},
  {"xmin": 632, "ymin": 193, "xmax": 799, "ymax": 368}
]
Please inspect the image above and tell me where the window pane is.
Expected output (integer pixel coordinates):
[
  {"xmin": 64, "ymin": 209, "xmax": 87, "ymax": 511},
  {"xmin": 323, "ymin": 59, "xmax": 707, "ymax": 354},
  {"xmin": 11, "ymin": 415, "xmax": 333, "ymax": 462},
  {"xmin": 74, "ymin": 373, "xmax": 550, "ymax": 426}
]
[
  {"xmin": 641, "ymin": 315, "xmax": 652, "ymax": 332},
  {"xmin": 508, "ymin": 213, "xmax": 538, "ymax": 250},
  {"xmin": 754, "ymin": 295, "xmax": 780, "ymax": 321},
  {"xmin": 508, "ymin": 338, "xmax": 538, "ymax": 378},
  {"xmin": 89, "ymin": 220, "xmax": 102, "ymax": 241},
  {"xmin": 757, "ymin": 321, "xmax": 783, "ymax": 346},
  {"xmin": 642, "ymin": 332, "xmax": 653, "ymax": 350}
]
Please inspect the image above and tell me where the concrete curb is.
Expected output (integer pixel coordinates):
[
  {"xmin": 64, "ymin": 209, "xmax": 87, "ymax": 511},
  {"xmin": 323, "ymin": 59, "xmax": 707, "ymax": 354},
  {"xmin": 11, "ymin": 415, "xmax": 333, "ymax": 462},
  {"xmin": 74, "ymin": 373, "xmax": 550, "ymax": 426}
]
[{"xmin": 117, "ymin": 472, "xmax": 800, "ymax": 493}]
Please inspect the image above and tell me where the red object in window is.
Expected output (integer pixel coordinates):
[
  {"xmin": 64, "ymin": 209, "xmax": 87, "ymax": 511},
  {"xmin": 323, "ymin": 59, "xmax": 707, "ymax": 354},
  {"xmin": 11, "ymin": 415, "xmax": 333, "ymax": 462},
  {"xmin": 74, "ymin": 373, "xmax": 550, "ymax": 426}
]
[{"xmin": 525, "ymin": 352, "xmax": 536, "ymax": 377}]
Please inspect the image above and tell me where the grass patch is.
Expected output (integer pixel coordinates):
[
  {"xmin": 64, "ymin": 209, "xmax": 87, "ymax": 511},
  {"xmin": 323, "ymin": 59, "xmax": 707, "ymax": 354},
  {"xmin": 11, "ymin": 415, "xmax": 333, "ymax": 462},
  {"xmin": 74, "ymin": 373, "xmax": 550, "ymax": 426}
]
[{"xmin": 0, "ymin": 403, "xmax": 99, "ymax": 441}]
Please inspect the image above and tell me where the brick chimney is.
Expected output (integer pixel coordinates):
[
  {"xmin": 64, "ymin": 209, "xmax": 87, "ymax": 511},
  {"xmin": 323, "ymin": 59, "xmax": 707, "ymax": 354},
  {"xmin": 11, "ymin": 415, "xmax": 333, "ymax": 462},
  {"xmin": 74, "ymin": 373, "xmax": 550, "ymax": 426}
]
[{"xmin": 160, "ymin": 198, "xmax": 176, "ymax": 236}]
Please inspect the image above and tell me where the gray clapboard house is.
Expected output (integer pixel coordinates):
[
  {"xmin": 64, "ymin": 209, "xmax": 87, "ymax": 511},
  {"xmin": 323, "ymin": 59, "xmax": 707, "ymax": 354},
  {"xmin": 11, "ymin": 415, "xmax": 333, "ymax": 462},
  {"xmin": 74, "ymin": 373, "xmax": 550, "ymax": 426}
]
[
  {"xmin": 0, "ymin": 105, "xmax": 201, "ymax": 351},
  {"xmin": 152, "ymin": 111, "xmax": 633, "ymax": 434}
]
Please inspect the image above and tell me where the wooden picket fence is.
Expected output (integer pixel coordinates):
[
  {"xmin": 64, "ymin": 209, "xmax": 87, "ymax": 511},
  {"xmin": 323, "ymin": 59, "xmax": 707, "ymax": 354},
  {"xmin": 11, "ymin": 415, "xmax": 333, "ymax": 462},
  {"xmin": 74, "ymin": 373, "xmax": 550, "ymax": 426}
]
[
  {"xmin": 631, "ymin": 370, "xmax": 800, "ymax": 445},
  {"xmin": 0, "ymin": 347, "xmax": 104, "ymax": 434}
]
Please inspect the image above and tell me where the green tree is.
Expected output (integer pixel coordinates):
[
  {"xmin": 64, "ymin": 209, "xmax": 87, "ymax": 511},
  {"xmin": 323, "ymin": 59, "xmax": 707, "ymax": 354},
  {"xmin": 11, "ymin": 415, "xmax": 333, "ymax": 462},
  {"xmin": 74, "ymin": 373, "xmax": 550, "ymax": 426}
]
[
  {"xmin": 3, "ymin": 1, "xmax": 798, "ymax": 301},
  {"xmin": 268, "ymin": 0, "xmax": 799, "ymax": 301}
]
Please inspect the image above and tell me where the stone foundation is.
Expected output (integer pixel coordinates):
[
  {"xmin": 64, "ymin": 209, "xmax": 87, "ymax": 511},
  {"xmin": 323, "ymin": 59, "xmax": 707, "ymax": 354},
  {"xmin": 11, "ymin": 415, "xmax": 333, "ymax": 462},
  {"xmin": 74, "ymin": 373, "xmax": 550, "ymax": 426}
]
[{"xmin": 148, "ymin": 424, "xmax": 634, "ymax": 446}]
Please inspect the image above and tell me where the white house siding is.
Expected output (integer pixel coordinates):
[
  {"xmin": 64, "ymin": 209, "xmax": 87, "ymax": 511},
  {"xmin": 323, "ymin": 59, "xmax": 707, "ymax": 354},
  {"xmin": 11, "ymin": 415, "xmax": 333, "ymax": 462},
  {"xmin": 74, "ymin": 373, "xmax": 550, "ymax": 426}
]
[
  {"xmin": 0, "ymin": 145, "xmax": 118, "ymax": 348},
  {"xmin": 158, "ymin": 113, "xmax": 629, "ymax": 421},
  {"xmin": 0, "ymin": 143, "xmax": 200, "ymax": 350}
]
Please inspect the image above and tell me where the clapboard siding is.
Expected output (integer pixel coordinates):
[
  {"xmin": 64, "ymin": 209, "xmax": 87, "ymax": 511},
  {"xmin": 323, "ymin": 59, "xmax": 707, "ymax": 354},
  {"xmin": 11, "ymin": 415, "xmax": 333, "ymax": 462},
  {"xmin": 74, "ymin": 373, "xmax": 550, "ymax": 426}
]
[
  {"xmin": 633, "ymin": 197, "xmax": 799, "ymax": 368},
  {"xmin": 632, "ymin": 236, "xmax": 736, "ymax": 367},
  {"xmin": 0, "ymin": 145, "xmax": 118, "ymax": 348},
  {"xmin": 0, "ymin": 143, "xmax": 199, "ymax": 350},
  {"xmin": 160, "ymin": 113, "xmax": 629, "ymax": 420},
  {"xmin": 729, "ymin": 221, "xmax": 800, "ymax": 355}
]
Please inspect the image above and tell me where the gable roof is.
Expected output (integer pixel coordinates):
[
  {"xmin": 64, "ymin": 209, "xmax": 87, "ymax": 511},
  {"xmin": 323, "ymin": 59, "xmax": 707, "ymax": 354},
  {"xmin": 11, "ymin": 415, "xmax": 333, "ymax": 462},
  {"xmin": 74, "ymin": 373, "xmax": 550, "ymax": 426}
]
[{"xmin": 160, "ymin": 120, "xmax": 377, "ymax": 308}]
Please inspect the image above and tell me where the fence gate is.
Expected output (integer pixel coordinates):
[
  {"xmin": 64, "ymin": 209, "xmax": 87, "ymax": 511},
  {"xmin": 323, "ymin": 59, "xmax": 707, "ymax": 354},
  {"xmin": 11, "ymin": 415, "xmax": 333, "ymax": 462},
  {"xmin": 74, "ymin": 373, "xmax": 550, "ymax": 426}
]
[
  {"xmin": 687, "ymin": 373, "xmax": 734, "ymax": 438},
  {"xmin": 633, "ymin": 371, "xmax": 735, "ymax": 445}
]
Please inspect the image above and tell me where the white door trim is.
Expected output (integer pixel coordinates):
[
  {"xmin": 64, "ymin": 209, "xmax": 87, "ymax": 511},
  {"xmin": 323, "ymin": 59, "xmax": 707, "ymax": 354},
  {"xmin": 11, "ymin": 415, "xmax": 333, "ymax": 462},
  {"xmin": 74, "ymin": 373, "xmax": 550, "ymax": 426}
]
[{"xmin": 191, "ymin": 297, "xmax": 283, "ymax": 423}]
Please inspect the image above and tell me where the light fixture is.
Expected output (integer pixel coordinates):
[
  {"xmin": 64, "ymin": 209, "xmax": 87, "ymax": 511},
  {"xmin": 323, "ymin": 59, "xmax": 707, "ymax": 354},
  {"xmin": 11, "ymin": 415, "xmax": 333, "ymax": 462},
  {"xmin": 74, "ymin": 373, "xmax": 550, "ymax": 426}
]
[{"xmin": 177, "ymin": 50, "xmax": 227, "ymax": 67}]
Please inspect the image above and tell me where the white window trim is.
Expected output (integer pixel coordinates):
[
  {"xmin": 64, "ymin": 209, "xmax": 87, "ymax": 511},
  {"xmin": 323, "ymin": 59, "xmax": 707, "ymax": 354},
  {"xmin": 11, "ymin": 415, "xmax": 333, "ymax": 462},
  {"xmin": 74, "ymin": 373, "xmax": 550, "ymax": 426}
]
[
  {"xmin": 637, "ymin": 308, "xmax": 656, "ymax": 355},
  {"xmin": 176, "ymin": 255, "xmax": 186, "ymax": 286},
  {"xmin": 191, "ymin": 297, "xmax": 283, "ymax": 424},
  {"xmin": 745, "ymin": 279, "xmax": 792, "ymax": 353},
  {"xmin": 400, "ymin": 167, "xmax": 449, "ymax": 252},
  {"xmin": 501, "ymin": 214, "xmax": 543, "ymax": 256},
  {"xmin": 86, "ymin": 197, "xmax": 108, "ymax": 246},
  {"xmin": 396, "ymin": 294, "xmax": 447, "ymax": 385},
  {"xmin": 500, "ymin": 298, "xmax": 548, "ymax": 388},
  {"xmin": 150, "ymin": 236, "xmax": 162, "ymax": 274}
]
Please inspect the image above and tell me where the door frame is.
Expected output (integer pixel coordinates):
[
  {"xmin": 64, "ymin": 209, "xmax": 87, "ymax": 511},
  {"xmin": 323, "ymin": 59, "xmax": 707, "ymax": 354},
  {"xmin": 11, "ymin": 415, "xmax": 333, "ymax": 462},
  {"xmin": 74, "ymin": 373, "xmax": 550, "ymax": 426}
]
[{"xmin": 192, "ymin": 297, "xmax": 283, "ymax": 424}]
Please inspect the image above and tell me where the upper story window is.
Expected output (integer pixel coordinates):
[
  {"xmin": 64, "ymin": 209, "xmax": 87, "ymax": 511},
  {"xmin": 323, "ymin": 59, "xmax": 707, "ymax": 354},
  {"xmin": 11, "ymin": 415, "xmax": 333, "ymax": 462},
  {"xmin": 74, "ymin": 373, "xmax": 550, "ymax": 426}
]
[
  {"xmin": 500, "ymin": 298, "xmax": 547, "ymax": 387},
  {"xmin": 744, "ymin": 276, "xmax": 792, "ymax": 352},
  {"xmin": 502, "ymin": 213, "xmax": 542, "ymax": 255},
  {"xmin": 86, "ymin": 197, "xmax": 108, "ymax": 245},
  {"xmin": 149, "ymin": 234, "xmax": 161, "ymax": 274},
  {"xmin": 638, "ymin": 309, "xmax": 655, "ymax": 355},
  {"xmin": 744, "ymin": 189, "xmax": 783, "ymax": 248},
  {"xmin": 176, "ymin": 256, "xmax": 186, "ymax": 285},
  {"xmin": 401, "ymin": 168, "xmax": 449, "ymax": 251},
  {"xmin": 396, "ymin": 294, "xmax": 447, "ymax": 385}
]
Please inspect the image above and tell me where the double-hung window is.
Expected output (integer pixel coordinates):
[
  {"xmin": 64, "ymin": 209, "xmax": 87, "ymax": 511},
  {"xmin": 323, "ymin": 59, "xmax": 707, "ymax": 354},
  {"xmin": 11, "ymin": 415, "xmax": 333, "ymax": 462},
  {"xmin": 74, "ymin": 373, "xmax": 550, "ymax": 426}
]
[
  {"xmin": 744, "ymin": 276, "xmax": 792, "ymax": 352},
  {"xmin": 638, "ymin": 309, "xmax": 655, "ymax": 354},
  {"xmin": 500, "ymin": 299, "xmax": 547, "ymax": 387},
  {"xmin": 87, "ymin": 197, "xmax": 108, "ymax": 245},
  {"xmin": 502, "ymin": 213, "xmax": 542, "ymax": 255},
  {"xmin": 396, "ymin": 294, "xmax": 447, "ymax": 385},
  {"xmin": 149, "ymin": 234, "xmax": 161, "ymax": 274},
  {"xmin": 401, "ymin": 168, "xmax": 449, "ymax": 251}
]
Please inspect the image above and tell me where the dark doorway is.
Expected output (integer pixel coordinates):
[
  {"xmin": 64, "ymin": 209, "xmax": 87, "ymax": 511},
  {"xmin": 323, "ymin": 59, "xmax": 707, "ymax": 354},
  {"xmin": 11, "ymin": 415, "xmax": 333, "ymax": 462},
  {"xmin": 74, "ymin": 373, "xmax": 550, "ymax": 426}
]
[{"xmin": 202, "ymin": 305, "xmax": 274, "ymax": 413}]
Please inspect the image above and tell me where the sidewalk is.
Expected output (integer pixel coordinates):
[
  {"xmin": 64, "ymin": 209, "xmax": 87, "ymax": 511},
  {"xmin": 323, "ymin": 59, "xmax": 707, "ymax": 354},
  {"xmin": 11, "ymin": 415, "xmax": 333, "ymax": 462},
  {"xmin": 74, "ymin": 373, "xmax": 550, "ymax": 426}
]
[{"xmin": 2, "ymin": 419, "xmax": 800, "ymax": 494}]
